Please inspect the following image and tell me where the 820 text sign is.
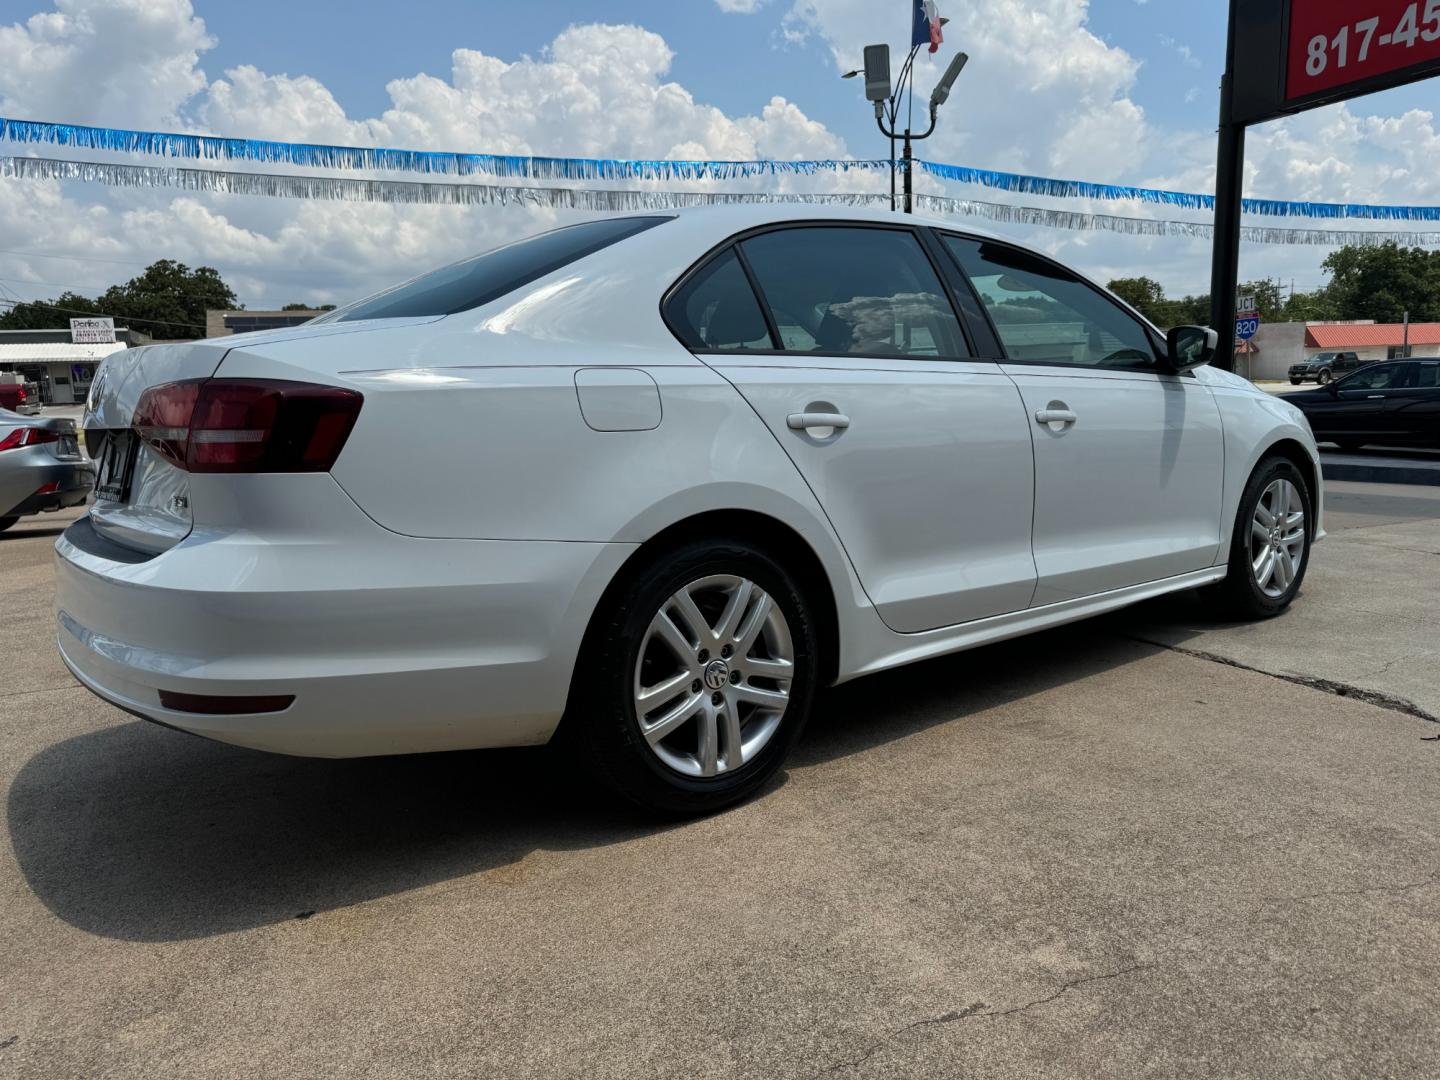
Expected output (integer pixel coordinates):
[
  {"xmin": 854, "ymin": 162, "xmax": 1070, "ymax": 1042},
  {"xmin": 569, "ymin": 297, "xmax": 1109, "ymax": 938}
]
[{"xmin": 1288, "ymin": 0, "xmax": 1440, "ymax": 100}]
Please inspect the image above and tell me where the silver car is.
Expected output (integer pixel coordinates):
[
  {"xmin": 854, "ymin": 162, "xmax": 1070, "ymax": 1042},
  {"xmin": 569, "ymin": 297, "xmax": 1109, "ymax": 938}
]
[{"xmin": 0, "ymin": 407, "xmax": 93, "ymax": 532}]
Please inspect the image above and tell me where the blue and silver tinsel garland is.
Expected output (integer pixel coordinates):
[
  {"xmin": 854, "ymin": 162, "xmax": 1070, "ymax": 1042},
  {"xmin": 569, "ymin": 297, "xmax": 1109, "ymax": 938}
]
[
  {"xmin": 3, "ymin": 115, "xmax": 1440, "ymax": 223},
  {"xmin": 5, "ymin": 156, "xmax": 1440, "ymax": 248}
]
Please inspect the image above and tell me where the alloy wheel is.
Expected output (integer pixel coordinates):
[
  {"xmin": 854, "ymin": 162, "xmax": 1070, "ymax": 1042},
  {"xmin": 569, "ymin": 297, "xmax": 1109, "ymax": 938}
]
[
  {"xmin": 1250, "ymin": 478, "xmax": 1306, "ymax": 599},
  {"xmin": 632, "ymin": 574, "xmax": 794, "ymax": 778}
]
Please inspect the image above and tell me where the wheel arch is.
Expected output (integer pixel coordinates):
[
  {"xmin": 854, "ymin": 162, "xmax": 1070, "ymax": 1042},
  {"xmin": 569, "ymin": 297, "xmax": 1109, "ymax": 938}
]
[
  {"xmin": 1262, "ymin": 438, "xmax": 1320, "ymax": 512},
  {"xmin": 562, "ymin": 509, "xmax": 844, "ymax": 738}
]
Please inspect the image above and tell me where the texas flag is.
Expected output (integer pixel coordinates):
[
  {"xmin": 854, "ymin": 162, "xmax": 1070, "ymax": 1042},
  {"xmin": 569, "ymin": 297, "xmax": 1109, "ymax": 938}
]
[{"xmin": 912, "ymin": 0, "xmax": 943, "ymax": 54}]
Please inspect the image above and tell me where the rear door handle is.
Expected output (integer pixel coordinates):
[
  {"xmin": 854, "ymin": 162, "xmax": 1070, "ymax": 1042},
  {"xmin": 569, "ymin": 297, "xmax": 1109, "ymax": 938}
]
[
  {"xmin": 1034, "ymin": 407, "xmax": 1078, "ymax": 426},
  {"xmin": 1366, "ymin": 395, "xmax": 1385, "ymax": 400},
  {"xmin": 787, "ymin": 412, "xmax": 851, "ymax": 432}
]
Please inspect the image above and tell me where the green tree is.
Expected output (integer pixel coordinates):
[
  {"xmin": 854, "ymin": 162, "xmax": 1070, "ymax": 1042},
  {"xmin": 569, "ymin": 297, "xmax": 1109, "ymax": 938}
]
[
  {"xmin": 99, "ymin": 260, "xmax": 239, "ymax": 339},
  {"xmin": 1319, "ymin": 242, "xmax": 1440, "ymax": 323},
  {"xmin": 0, "ymin": 260, "xmax": 240, "ymax": 339},
  {"xmin": 0, "ymin": 291, "xmax": 106, "ymax": 329},
  {"xmin": 1107, "ymin": 276, "xmax": 1167, "ymax": 323}
]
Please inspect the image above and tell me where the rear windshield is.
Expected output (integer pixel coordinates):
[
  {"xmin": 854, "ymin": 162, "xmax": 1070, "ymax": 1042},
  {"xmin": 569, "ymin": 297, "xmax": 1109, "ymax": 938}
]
[{"xmin": 318, "ymin": 216, "xmax": 672, "ymax": 323}]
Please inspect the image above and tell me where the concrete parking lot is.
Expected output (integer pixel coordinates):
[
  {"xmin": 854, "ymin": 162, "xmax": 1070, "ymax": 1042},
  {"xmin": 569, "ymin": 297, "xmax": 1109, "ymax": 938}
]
[{"xmin": 2, "ymin": 484, "xmax": 1438, "ymax": 1079}]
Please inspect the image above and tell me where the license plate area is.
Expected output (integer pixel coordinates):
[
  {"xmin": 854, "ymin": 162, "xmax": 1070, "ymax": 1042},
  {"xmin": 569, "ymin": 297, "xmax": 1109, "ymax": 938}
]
[{"xmin": 95, "ymin": 431, "xmax": 138, "ymax": 503}]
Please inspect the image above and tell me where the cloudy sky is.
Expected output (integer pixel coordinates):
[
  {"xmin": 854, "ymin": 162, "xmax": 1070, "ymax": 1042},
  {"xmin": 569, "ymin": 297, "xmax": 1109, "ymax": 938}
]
[{"xmin": 0, "ymin": 0, "xmax": 1438, "ymax": 314}]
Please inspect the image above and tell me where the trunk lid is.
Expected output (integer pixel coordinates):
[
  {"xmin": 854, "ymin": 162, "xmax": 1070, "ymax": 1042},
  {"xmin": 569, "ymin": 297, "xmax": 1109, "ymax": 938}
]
[
  {"xmin": 83, "ymin": 318, "xmax": 438, "ymax": 556},
  {"xmin": 84, "ymin": 339, "xmax": 233, "ymax": 555}
]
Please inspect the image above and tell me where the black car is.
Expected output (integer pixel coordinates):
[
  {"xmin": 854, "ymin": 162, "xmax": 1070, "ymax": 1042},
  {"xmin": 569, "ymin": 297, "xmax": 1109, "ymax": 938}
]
[
  {"xmin": 1288, "ymin": 350, "xmax": 1365, "ymax": 385},
  {"xmin": 1288, "ymin": 359, "xmax": 1440, "ymax": 450}
]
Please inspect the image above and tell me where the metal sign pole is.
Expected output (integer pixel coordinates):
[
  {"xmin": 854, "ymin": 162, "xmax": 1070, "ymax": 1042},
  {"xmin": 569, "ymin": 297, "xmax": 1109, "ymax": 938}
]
[{"xmin": 1209, "ymin": 0, "xmax": 1244, "ymax": 374}]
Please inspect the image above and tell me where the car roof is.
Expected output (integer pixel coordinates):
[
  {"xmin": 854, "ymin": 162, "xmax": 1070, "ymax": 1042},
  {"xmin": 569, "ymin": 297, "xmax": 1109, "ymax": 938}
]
[{"xmin": 654, "ymin": 202, "xmax": 1007, "ymax": 242}]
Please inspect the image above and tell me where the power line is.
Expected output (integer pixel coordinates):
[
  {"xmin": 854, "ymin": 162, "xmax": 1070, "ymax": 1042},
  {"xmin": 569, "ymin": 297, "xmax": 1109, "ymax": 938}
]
[
  {"xmin": 0, "ymin": 295, "xmax": 207, "ymax": 331},
  {"xmin": 0, "ymin": 244, "xmax": 338, "ymax": 282},
  {"xmin": 0, "ymin": 269, "xmax": 239, "ymax": 305}
]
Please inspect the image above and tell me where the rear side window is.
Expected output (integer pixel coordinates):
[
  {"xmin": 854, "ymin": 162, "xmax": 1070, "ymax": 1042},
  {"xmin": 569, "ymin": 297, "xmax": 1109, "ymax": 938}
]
[
  {"xmin": 738, "ymin": 227, "xmax": 969, "ymax": 359},
  {"xmin": 667, "ymin": 249, "xmax": 774, "ymax": 351},
  {"xmin": 1414, "ymin": 364, "xmax": 1439, "ymax": 388},
  {"xmin": 321, "ymin": 216, "xmax": 672, "ymax": 323}
]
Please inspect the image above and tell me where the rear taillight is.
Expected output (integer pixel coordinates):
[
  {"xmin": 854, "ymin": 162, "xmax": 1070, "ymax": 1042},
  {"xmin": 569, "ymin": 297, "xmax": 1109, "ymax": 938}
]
[
  {"xmin": 0, "ymin": 427, "xmax": 59, "ymax": 451},
  {"xmin": 16, "ymin": 387, "xmax": 26, "ymax": 404},
  {"xmin": 133, "ymin": 379, "xmax": 363, "ymax": 474}
]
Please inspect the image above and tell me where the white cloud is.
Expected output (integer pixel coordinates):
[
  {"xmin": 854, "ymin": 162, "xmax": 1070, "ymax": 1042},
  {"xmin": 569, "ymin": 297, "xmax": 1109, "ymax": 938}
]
[
  {"xmin": 1, "ymin": 0, "xmax": 1438, "ymax": 311},
  {"xmin": 0, "ymin": 7, "xmax": 852, "ymax": 310},
  {"xmin": 0, "ymin": 0, "xmax": 212, "ymax": 127},
  {"xmin": 715, "ymin": 0, "xmax": 767, "ymax": 11},
  {"xmin": 784, "ymin": 0, "xmax": 1150, "ymax": 177}
]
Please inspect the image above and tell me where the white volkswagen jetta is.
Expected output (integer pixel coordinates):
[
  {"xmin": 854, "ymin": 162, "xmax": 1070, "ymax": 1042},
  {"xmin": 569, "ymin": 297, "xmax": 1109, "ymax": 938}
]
[{"xmin": 59, "ymin": 206, "xmax": 1321, "ymax": 814}]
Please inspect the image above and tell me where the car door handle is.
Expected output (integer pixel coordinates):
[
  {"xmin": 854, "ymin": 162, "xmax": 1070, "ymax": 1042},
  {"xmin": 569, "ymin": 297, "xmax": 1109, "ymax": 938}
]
[
  {"xmin": 787, "ymin": 412, "xmax": 851, "ymax": 432},
  {"xmin": 1366, "ymin": 394, "xmax": 1385, "ymax": 400},
  {"xmin": 1034, "ymin": 407, "xmax": 1078, "ymax": 426}
]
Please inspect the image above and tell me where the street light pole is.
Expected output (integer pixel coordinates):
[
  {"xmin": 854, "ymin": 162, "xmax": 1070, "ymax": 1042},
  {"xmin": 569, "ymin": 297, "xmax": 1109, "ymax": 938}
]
[{"xmin": 846, "ymin": 40, "xmax": 967, "ymax": 215}]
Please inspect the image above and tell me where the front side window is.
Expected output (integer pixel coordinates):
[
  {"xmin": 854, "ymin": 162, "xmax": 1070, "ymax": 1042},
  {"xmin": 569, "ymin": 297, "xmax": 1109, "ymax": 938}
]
[
  {"xmin": 1339, "ymin": 363, "xmax": 1403, "ymax": 391},
  {"xmin": 666, "ymin": 249, "xmax": 773, "ymax": 352},
  {"xmin": 319, "ymin": 216, "xmax": 671, "ymax": 323},
  {"xmin": 943, "ymin": 235, "xmax": 1158, "ymax": 369},
  {"xmin": 738, "ymin": 227, "xmax": 968, "ymax": 359}
]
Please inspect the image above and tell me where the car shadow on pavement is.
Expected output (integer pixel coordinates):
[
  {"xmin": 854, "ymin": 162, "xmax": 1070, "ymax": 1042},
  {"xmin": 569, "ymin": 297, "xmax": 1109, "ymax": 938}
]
[
  {"xmin": 8, "ymin": 620, "xmax": 1203, "ymax": 943},
  {"xmin": 0, "ymin": 525, "xmax": 67, "ymax": 542}
]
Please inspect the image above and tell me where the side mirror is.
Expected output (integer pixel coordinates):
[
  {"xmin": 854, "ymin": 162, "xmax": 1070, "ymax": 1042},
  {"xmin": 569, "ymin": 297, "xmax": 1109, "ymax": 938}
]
[{"xmin": 1166, "ymin": 325, "xmax": 1218, "ymax": 373}]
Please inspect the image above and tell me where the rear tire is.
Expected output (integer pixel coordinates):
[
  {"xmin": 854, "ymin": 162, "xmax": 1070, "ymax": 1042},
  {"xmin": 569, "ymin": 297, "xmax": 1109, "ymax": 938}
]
[
  {"xmin": 568, "ymin": 539, "xmax": 818, "ymax": 817},
  {"xmin": 0, "ymin": 516, "xmax": 18, "ymax": 533},
  {"xmin": 1317, "ymin": 369, "xmax": 1333, "ymax": 385},
  {"xmin": 1204, "ymin": 456, "xmax": 1313, "ymax": 621}
]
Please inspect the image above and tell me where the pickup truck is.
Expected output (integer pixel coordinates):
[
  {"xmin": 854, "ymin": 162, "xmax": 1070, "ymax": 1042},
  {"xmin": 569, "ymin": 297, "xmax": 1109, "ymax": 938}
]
[
  {"xmin": 1288, "ymin": 351, "xmax": 1367, "ymax": 385},
  {"xmin": 0, "ymin": 380, "xmax": 42, "ymax": 415}
]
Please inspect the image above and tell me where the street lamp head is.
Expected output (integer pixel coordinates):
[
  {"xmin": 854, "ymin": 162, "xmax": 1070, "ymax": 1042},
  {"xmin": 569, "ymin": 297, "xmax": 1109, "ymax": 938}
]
[
  {"xmin": 929, "ymin": 50, "xmax": 969, "ymax": 111},
  {"xmin": 841, "ymin": 69, "xmax": 862, "ymax": 79},
  {"xmin": 862, "ymin": 43, "xmax": 892, "ymax": 104}
]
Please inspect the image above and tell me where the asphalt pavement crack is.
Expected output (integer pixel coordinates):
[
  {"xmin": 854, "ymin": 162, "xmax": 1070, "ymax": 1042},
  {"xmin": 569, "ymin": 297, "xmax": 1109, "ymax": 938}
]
[
  {"xmin": 1129, "ymin": 637, "xmax": 1439, "ymax": 728},
  {"xmin": 980, "ymin": 963, "xmax": 1156, "ymax": 1020},
  {"xmin": 1267, "ymin": 877, "xmax": 1439, "ymax": 906},
  {"xmin": 810, "ymin": 964, "xmax": 1152, "ymax": 1077},
  {"xmin": 0, "ymin": 682, "xmax": 85, "ymax": 701}
]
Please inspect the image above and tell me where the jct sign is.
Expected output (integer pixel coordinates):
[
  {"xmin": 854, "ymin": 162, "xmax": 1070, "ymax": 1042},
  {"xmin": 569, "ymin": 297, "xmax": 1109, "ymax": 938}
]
[{"xmin": 1289, "ymin": 0, "xmax": 1440, "ymax": 103}]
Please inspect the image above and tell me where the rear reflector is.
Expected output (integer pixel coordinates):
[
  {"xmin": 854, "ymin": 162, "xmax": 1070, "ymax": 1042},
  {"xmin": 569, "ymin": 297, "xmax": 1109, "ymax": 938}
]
[
  {"xmin": 158, "ymin": 689, "xmax": 296, "ymax": 715},
  {"xmin": 134, "ymin": 378, "xmax": 363, "ymax": 473},
  {"xmin": 0, "ymin": 427, "xmax": 60, "ymax": 451},
  {"xmin": 33, "ymin": 481, "xmax": 60, "ymax": 496}
]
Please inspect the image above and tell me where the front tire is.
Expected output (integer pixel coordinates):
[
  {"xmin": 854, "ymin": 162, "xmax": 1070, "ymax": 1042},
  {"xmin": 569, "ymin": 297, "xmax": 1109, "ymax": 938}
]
[
  {"xmin": 570, "ymin": 539, "xmax": 818, "ymax": 816},
  {"xmin": 1317, "ymin": 369, "xmax": 1334, "ymax": 385},
  {"xmin": 1206, "ymin": 456, "xmax": 1313, "ymax": 620}
]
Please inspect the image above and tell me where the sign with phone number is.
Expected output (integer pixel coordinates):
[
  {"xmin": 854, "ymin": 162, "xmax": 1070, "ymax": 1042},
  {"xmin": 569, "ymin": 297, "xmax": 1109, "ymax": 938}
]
[{"xmin": 1288, "ymin": 0, "xmax": 1440, "ymax": 100}]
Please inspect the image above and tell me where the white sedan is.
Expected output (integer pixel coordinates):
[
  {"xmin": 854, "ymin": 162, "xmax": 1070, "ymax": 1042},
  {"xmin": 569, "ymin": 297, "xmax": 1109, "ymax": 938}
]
[{"xmin": 59, "ymin": 206, "xmax": 1321, "ymax": 814}]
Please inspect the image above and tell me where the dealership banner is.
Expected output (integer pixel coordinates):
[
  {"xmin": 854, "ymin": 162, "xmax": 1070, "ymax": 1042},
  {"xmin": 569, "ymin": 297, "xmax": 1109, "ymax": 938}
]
[
  {"xmin": 5, "ymin": 115, "xmax": 1440, "ymax": 223},
  {"xmin": 5, "ymin": 155, "xmax": 1439, "ymax": 248}
]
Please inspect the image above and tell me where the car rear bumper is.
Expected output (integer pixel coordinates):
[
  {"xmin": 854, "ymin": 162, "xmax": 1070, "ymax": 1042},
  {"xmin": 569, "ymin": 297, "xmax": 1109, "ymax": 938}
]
[
  {"xmin": 54, "ymin": 474, "xmax": 634, "ymax": 757},
  {"xmin": 3, "ymin": 460, "xmax": 92, "ymax": 518}
]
